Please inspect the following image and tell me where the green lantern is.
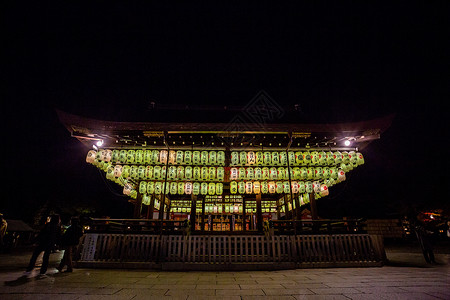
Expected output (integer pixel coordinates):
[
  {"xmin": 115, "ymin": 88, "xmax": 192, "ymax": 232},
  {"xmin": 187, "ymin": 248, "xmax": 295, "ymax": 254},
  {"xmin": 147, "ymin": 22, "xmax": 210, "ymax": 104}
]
[
  {"xmin": 143, "ymin": 150, "xmax": 151, "ymax": 164},
  {"xmin": 111, "ymin": 150, "xmax": 119, "ymax": 163},
  {"xmin": 329, "ymin": 167, "xmax": 338, "ymax": 179},
  {"xmin": 119, "ymin": 150, "xmax": 127, "ymax": 164},
  {"xmin": 155, "ymin": 181, "xmax": 162, "ymax": 194},
  {"xmin": 277, "ymin": 167, "xmax": 285, "ymax": 180},
  {"xmin": 263, "ymin": 151, "xmax": 271, "ymax": 165},
  {"xmin": 254, "ymin": 167, "xmax": 262, "ymax": 180},
  {"xmin": 238, "ymin": 181, "xmax": 245, "ymax": 194},
  {"xmin": 184, "ymin": 151, "xmax": 192, "ymax": 164},
  {"xmin": 217, "ymin": 151, "xmax": 225, "ymax": 166},
  {"xmin": 276, "ymin": 181, "xmax": 283, "ymax": 193},
  {"xmin": 231, "ymin": 152, "xmax": 239, "ymax": 165},
  {"xmin": 193, "ymin": 151, "xmax": 201, "ymax": 165},
  {"xmin": 246, "ymin": 167, "xmax": 254, "ymax": 180},
  {"xmin": 193, "ymin": 182, "xmax": 200, "ymax": 195},
  {"xmin": 168, "ymin": 166, "xmax": 177, "ymax": 180},
  {"xmin": 280, "ymin": 152, "xmax": 287, "ymax": 166},
  {"xmin": 356, "ymin": 152, "xmax": 365, "ymax": 165},
  {"xmin": 349, "ymin": 151, "xmax": 357, "ymax": 165},
  {"xmin": 314, "ymin": 167, "xmax": 323, "ymax": 179},
  {"xmin": 176, "ymin": 150, "xmax": 184, "ymax": 164},
  {"xmin": 151, "ymin": 150, "xmax": 159, "ymax": 164},
  {"xmin": 342, "ymin": 151, "xmax": 350, "ymax": 164},
  {"xmin": 230, "ymin": 181, "xmax": 238, "ymax": 194},
  {"xmin": 122, "ymin": 165, "xmax": 130, "ymax": 178},
  {"xmin": 184, "ymin": 166, "xmax": 192, "ymax": 180},
  {"xmin": 326, "ymin": 151, "xmax": 334, "ymax": 165},
  {"xmin": 201, "ymin": 167, "xmax": 209, "ymax": 181},
  {"xmin": 261, "ymin": 181, "xmax": 269, "ymax": 194},
  {"xmin": 201, "ymin": 151, "xmax": 209, "ymax": 165},
  {"xmin": 106, "ymin": 166, "xmax": 115, "ymax": 180},
  {"xmin": 168, "ymin": 182, "xmax": 176, "ymax": 194},
  {"xmin": 139, "ymin": 181, "xmax": 147, "ymax": 194},
  {"xmin": 300, "ymin": 167, "xmax": 308, "ymax": 180},
  {"xmin": 238, "ymin": 167, "xmax": 246, "ymax": 180},
  {"xmin": 138, "ymin": 165, "xmax": 146, "ymax": 179},
  {"xmin": 295, "ymin": 151, "xmax": 303, "ymax": 165},
  {"xmin": 283, "ymin": 181, "xmax": 290, "ymax": 194},
  {"xmin": 193, "ymin": 166, "xmax": 201, "ymax": 180},
  {"xmin": 333, "ymin": 151, "xmax": 342, "ymax": 165},
  {"xmin": 318, "ymin": 151, "xmax": 327, "ymax": 165},
  {"xmin": 307, "ymin": 167, "xmax": 314, "ymax": 180},
  {"xmin": 201, "ymin": 182, "xmax": 208, "ymax": 195},
  {"xmin": 217, "ymin": 167, "xmax": 224, "ymax": 181},
  {"xmin": 147, "ymin": 181, "xmax": 154, "ymax": 194},
  {"xmin": 298, "ymin": 181, "xmax": 305, "ymax": 193},
  {"xmin": 177, "ymin": 166, "xmax": 185, "ymax": 180},
  {"xmin": 135, "ymin": 150, "xmax": 143, "ymax": 164},
  {"xmin": 209, "ymin": 167, "xmax": 216, "ymax": 180},
  {"xmin": 288, "ymin": 151, "xmax": 296, "ymax": 166},
  {"xmin": 130, "ymin": 166, "xmax": 138, "ymax": 179},
  {"xmin": 126, "ymin": 150, "xmax": 135, "ymax": 164},
  {"xmin": 272, "ymin": 152, "xmax": 280, "ymax": 165},
  {"xmin": 86, "ymin": 150, "xmax": 96, "ymax": 164},
  {"xmin": 305, "ymin": 181, "xmax": 313, "ymax": 193},
  {"xmin": 270, "ymin": 167, "xmax": 278, "ymax": 180},
  {"xmin": 340, "ymin": 163, "xmax": 349, "ymax": 173},
  {"xmin": 262, "ymin": 167, "xmax": 270, "ymax": 180},
  {"xmin": 209, "ymin": 151, "xmax": 217, "ymax": 165},
  {"xmin": 293, "ymin": 167, "xmax": 300, "ymax": 180},
  {"xmin": 322, "ymin": 167, "xmax": 330, "ymax": 179},
  {"xmin": 142, "ymin": 194, "xmax": 150, "ymax": 206},
  {"xmin": 256, "ymin": 151, "xmax": 264, "ymax": 165},
  {"xmin": 208, "ymin": 182, "xmax": 216, "ymax": 195},
  {"xmin": 239, "ymin": 151, "xmax": 247, "ymax": 165},
  {"xmin": 303, "ymin": 151, "xmax": 312, "ymax": 165},
  {"xmin": 310, "ymin": 151, "xmax": 319, "ymax": 165},
  {"xmin": 153, "ymin": 165, "xmax": 161, "ymax": 179},
  {"xmin": 216, "ymin": 183, "xmax": 223, "ymax": 195}
]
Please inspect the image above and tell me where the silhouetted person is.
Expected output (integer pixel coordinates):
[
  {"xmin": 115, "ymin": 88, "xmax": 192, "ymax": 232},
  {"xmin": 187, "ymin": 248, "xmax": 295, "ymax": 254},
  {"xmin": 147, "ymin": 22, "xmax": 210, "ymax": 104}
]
[
  {"xmin": 0, "ymin": 213, "xmax": 7, "ymax": 248},
  {"xmin": 415, "ymin": 223, "xmax": 436, "ymax": 264},
  {"xmin": 25, "ymin": 214, "xmax": 61, "ymax": 276},
  {"xmin": 57, "ymin": 217, "xmax": 83, "ymax": 272}
]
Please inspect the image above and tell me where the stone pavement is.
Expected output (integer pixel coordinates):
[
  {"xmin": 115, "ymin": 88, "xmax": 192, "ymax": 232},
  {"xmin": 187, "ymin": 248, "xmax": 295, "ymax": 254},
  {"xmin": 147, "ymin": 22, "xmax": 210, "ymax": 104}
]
[{"xmin": 0, "ymin": 247, "xmax": 449, "ymax": 300}]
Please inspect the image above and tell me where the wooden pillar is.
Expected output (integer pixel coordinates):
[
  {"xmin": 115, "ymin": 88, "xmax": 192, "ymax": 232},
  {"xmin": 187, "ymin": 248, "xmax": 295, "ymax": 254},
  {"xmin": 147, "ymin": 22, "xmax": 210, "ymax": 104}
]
[
  {"xmin": 190, "ymin": 194, "xmax": 197, "ymax": 232},
  {"xmin": 242, "ymin": 196, "xmax": 247, "ymax": 231},
  {"xmin": 256, "ymin": 194, "xmax": 263, "ymax": 232},
  {"xmin": 134, "ymin": 191, "xmax": 143, "ymax": 218},
  {"xmin": 309, "ymin": 192, "xmax": 318, "ymax": 220}
]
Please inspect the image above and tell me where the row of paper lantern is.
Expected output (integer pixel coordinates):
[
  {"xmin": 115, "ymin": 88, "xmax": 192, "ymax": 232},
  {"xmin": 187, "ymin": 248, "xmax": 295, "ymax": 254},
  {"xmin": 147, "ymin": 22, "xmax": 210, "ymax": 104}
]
[
  {"xmin": 87, "ymin": 149, "xmax": 364, "ymax": 167},
  {"xmin": 133, "ymin": 181, "xmax": 225, "ymax": 196},
  {"xmin": 102, "ymin": 163, "xmax": 354, "ymax": 182}
]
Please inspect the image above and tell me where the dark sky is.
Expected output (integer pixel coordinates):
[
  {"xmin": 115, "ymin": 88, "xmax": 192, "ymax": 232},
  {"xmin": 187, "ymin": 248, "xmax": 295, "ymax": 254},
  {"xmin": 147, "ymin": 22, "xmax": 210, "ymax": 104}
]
[{"xmin": 3, "ymin": 1, "xmax": 450, "ymax": 222}]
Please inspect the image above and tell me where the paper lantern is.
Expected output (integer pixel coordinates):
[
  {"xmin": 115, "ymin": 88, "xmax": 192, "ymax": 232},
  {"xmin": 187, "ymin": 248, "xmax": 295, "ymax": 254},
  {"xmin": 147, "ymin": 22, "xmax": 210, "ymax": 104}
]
[
  {"xmin": 201, "ymin": 167, "xmax": 209, "ymax": 180},
  {"xmin": 114, "ymin": 165, "xmax": 123, "ymax": 177},
  {"xmin": 168, "ymin": 166, "xmax": 177, "ymax": 180},
  {"xmin": 142, "ymin": 194, "xmax": 150, "ymax": 206},
  {"xmin": 138, "ymin": 165, "xmax": 146, "ymax": 179},
  {"xmin": 268, "ymin": 181, "xmax": 276, "ymax": 193},
  {"xmin": 263, "ymin": 151, "xmax": 271, "ymax": 165},
  {"xmin": 217, "ymin": 151, "xmax": 225, "ymax": 165},
  {"xmin": 177, "ymin": 166, "xmax": 185, "ymax": 180},
  {"xmin": 193, "ymin": 182, "xmax": 200, "ymax": 195},
  {"xmin": 295, "ymin": 151, "xmax": 303, "ymax": 165},
  {"xmin": 230, "ymin": 181, "xmax": 238, "ymax": 194},
  {"xmin": 271, "ymin": 152, "xmax": 280, "ymax": 165},
  {"xmin": 253, "ymin": 181, "xmax": 261, "ymax": 194},
  {"xmin": 329, "ymin": 167, "xmax": 338, "ymax": 179},
  {"xmin": 337, "ymin": 169, "xmax": 346, "ymax": 182},
  {"xmin": 348, "ymin": 151, "xmax": 356, "ymax": 165},
  {"xmin": 143, "ymin": 150, "xmax": 151, "ymax": 164},
  {"xmin": 340, "ymin": 163, "xmax": 349, "ymax": 173},
  {"xmin": 153, "ymin": 166, "xmax": 161, "ymax": 179},
  {"xmin": 231, "ymin": 152, "xmax": 239, "ymax": 165},
  {"xmin": 123, "ymin": 183, "xmax": 133, "ymax": 196},
  {"xmin": 314, "ymin": 167, "xmax": 323, "ymax": 179},
  {"xmin": 217, "ymin": 167, "xmax": 224, "ymax": 181},
  {"xmin": 305, "ymin": 181, "xmax": 313, "ymax": 193},
  {"xmin": 269, "ymin": 167, "xmax": 277, "ymax": 180},
  {"xmin": 313, "ymin": 181, "xmax": 321, "ymax": 193},
  {"xmin": 342, "ymin": 151, "xmax": 350, "ymax": 164},
  {"xmin": 151, "ymin": 150, "xmax": 159, "ymax": 164},
  {"xmin": 261, "ymin": 181, "xmax": 269, "ymax": 194},
  {"xmin": 238, "ymin": 181, "xmax": 245, "ymax": 194},
  {"xmin": 356, "ymin": 152, "xmax": 365, "ymax": 165},
  {"xmin": 121, "ymin": 165, "xmax": 130, "ymax": 178},
  {"xmin": 126, "ymin": 150, "xmax": 135, "ymax": 164},
  {"xmin": 111, "ymin": 150, "xmax": 119, "ymax": 163},
  {"xmin": 176, "ymin": 150, "xmax": 184, "ymax": 164},
  {"xmin": 247, "ymin": 151, "xmax": 256, "ymax": 165},
  {"xmin": 209, "ymin": 167, "xmax": 216, "ymax": 180},
  {"xmin": 239, "ymin": 151, "xmax": 247, "ymax": 165},
  {"xmin": 97, "ymin": 150, "xmax": 105, "ymax": 161},
  {"xmin": 246, "ymin": 167, "xmax": 254, "ymax": 180},
  {"xmin": 201, "ymin": 182, "xmax": 208, "ymax": 195},
  {"xmin": 193, "ymin": 166, "xmax": 201, "ymax": 180},
  {"xmin": 245, "ymin": 181, "xmax": 253, "ymax": 194},
  {"xmin": 291, "ymin": 181, "xmax": 299, "ymax": 194},
  {"xmin": 238, "ymin": 167, "xmax": 246, "ymax": 180},
  {"xmin": 322, "ymin": 167, "xmax": 330, "ymax": 179},
  {"xmin": 159, "ymin": 150, "xmax": 168, "ymax": 164},
  {"xmin": 262, "ymin": 167, "xmax": 270, "ymax": 180},
  {"xmin": 104, "ymin": 150, "xmax": 112, "ymax": 162},
  {"xmin": 184, "ymin": 151, "xmax": 192, "ymax": 164},
  {"xmin": 147, "ymin": 181, "xmax": 155, "ymax": 195},
  {"xmin": 184, "ymin": 166, "xmax": 192, "ymax": 179},
  {"xmin": 319, "ymin": 184, "xmax": 329, "ymax": 197},
  {"xmin": 117, "ymin": 150, "xmax": 126, "ymax": 164},
  {"xmin": 185, "ymin": 182, "xmax": 193, "ymax": 195},
  {"xmin": 306, "ymin": 167, "xmax": 314, "ymax": 180},
  {"xmin": 277, "ymin": 167, "xmax": 285, "ymax": 180},
  {"xmin": 177, "ymin": 182, "xmax": 185, "ymax": 194},
  {"xmin": 135, "ymin": 150, "xmax": 143, "ymax": 164},
  {"xmin": 283, "ymin": 181, "xmax": 290, "ymax": 194},
  {"xmin": 254, "ymin": 167, "xmax": 262, "ymax": 179},
  {"xmin": 130, "ymin": 166, "xmax": 138, "ymax": 179},
  {"xmin": 299, "ymin": 167, "xmax": 308, "ymax": 180},
  {"xmin": 292, "ymin": 167, "xmax": 300, "ymax": 180},
  {"xmin": 310, "ymin": 151, "xmax": 319, "ymax": 165},
  {"xmin": 288, "ymin": 151, "xmax": 296, "ymax": 166},
  {"xmin": 192, "ymin": 151, "xmax": 201, "ymax": 165},
  {"xmin": 256, "ymin": 152, "xmax": 264, "ymax": 165},
  {"xmin": 86, "ymin": 150, "xmax": 96, "ymax": 163},
  {"xmin": 106, "ymin": 166, "xmax": 115, "ymax": 180},
  {"xmin": 201, "ymin": 151, "xmax": 209, "ymax": 165},
  {"xmin": 298, "ymin": 181, "xmax": 305, "ymax": 193},
  {"xmin": 276, "ymin": 181, "xmax": 283, "ymax": 193},
  {"xmin": 216, "ymin": 183, "xmax": 223, "ymax": 195},
  {"xmin": 130, "ymin": 190, "xmax": 137, "ymax": 199},
  {"xmin": 169, "ymin": 182, "xmax": 177, "ymax": 194},
  {"xmin": 230, "ymin": 167, "xmax": 238, "ymax": 180},
  {"xmin": 303, "ymin": 151, "xmax": 312, "ymax": 165},
  {"xmin": 209, "ymin": 151, "xmax": 217, "ymax": 165},
  {"xmin": 279, "ymin": 152, "xmax": 287, "ymax": 166},
  {"xmin": 139, "ymin": 181, "xmax": 147, "ymax": 194},
  {"xmin": 325, "ymin": 151, "xmax": 334, "ymax": 165}
]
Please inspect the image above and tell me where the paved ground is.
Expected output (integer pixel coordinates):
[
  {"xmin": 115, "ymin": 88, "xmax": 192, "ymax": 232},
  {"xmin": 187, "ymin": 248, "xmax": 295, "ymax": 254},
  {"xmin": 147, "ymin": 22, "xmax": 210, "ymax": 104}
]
[{"xmin": 1, "ymin": 245, "xmax": 449, "ymax": 300}]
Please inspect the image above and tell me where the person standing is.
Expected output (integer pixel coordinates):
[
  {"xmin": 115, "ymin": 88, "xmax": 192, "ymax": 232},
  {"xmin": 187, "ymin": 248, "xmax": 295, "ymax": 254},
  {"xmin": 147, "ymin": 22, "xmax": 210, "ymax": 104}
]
[
  {"xmin": 0, "ymin": 213, "xmax": 7, "ymax": 247},
  {"xmin": 25, "ymin": 214, "xmax": 61, "ymax": 276},
  {"xmin": 57, "ymin": 217, "xmax": 83, "ymax": 273},
  {"xmin": 414, "ymin": 223, "xmax": 436, "ymax": 264}
]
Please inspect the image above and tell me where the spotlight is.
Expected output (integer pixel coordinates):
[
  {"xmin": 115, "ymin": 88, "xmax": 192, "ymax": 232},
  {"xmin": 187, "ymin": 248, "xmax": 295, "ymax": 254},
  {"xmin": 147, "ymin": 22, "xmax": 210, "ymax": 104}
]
[
  {"xmin": 96, "ymin": 140, "xmax": 103, "ymax": 147},
  {"xmin": 344, "ymin": 140, "xmax": 351, "ymax": 146}
]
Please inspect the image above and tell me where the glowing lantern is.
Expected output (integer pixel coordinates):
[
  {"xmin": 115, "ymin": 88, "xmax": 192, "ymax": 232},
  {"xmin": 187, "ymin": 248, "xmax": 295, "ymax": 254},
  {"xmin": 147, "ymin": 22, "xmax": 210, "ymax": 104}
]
[
  {"xmin": 231, "ymin": 152, "xmax": 239, "ymax": 165},
  {"xmin": 193, "ymin": 166, "xmax": 201, "ymax": 180},
  {"xmin": 314, "ymin": 167, "xmax": 323, "ymax": 179},
  {"xmin": 111, "ymin": 150, "xmax": 119, "ymax": 163},
  {"xmin": 217, "ymin": 167, "xmax": 224, "ymax": 181},
  {"xmin": 254, "ymin": 167, "xmax": 262, "ymax": 180},
  {"xmin": 348, "ymin": 151, "xmax": 356, "ymax": 165},
  {"xmin": 230, "ymin": 167, "xmax": 238, "ymax": 180},
  {"xmin": 151, "ymin": 150, "xmax": 159, "ymax": 164},
  {"xmin": 208, "ymin": 182, "xmax": 215, "ymax": 195},
  {"xmin": 293, "ymin": 167, "xmax": 300, "ymax": 180},
  {"xmin": 184, "ymin": 166, "xmax": 192, "ymax": 179},
  {"xmin": 238, "ymin": 167, "xmax": 246, "ymax": 180},
  {"xmin": 201, "ymin": 167, "xmax": 209, "ymax": 181},
  {"xmin": 337, "ymin": 169, "xmax": 346, "ymax": 182},
  {"xmin": 138, "ymin": 165, "xmax": 146, "ymax": 179},
  {"xmin": 142, "ymin": 194, "xmax": 150, "ymax": 205},
  {"xmin": 306, "ymin": 167, "xmax": 314, "ymax": 180},
  {"xmin": 277, "ymin": 167, "xmax": 285, "ymax": 180},
  {"xmin": 168, "ymin": 166, "xmax": 177, "ymax": 180},
  {"xmin": 230, "ymin": 181, "xmax": 238, "ymax": 194},
  {"xmin": 245, "ymin": 181, "xmax": 253, "ymax": 194},
  {"xmin": 256, "ymin": 152, "xmax": 264, "ymax": 165},
  {"xmin": 288, "ymin": 151, "xmax": 296, "ymax": 166},
  {"xmin": 262, "ymin": 167, "xmax": 270, "ymax": 180},
  {"xmin": 313, "ymin": 181, "xmax": 321, "ymax": 193},
  {"xmin": 200, "ymin": 182, "xmax": 208, "ymax": 195},
  {"xmin": 139, "ymin": 181, "xmax": 147, "ymax": 194},
  {"xmin": 239, "ymin": 151, "xmax": 247, "ymax": 165},
  {"xmin": 176, "ymin": 151, "xmax": 184, "ymax": 164},
  {"xmin": 193, "ymin": 182, "xmax": 200, "ymax": 195},
  {"xmin": 283, "ymin": 181, "xmax": 290, "ymax": 194},
  {"xmin": 126, "ymin": 150, "xmax": 135, "ymax": 164},
  {"xmin": 143, "ymin": 150, "xmax": 151, "ymax": 164},
  {"xmin": 342, "ymin": 151, "xmax": 350, "ymax": 164},
  {"xmin": 263, "ymin": 151, "xmax": 271, "ymax": 165},
  {"xmin": 209, "ymin": 151, "xmax": 217, "ymax": 165},
  {"xmin": 322, "ymin": 167, "xmax": 330, "ymax": 179},
  {"xmin": 104, "ymin": 150, "xmax": 112, "ymax": 162},
  {"xmin": 130, "ymin": 190, "xmax": 137, "ymax": 199},
  {"xmin": 305, "ymin": 181, "xmax": 313, "ymax": 193},
  {"xmin": 169, "ymin": 182, "xmax": 177, "ymax": 194},
  {"xmin": 276, "ymin": 181, "xmax": 283, "ymax": 193},
  {"xmin": 185, "ymin": 182, "xmax": 193, "ymax": 194},
  {"xmin": 217, "ymin": 151, "xmax": 225, "ymax": 165},
  {"xmin": 114, "ymin": 165, "xmax": 123, "ymax": 177},
  {"xmin": 199, "ymin": 151, "xmax": 207, "ymax": 165},
  {"xmin": 246, "ymin": 167, "xmax": 255, "ymax": 180},
  {"xmin": 106, "ymin": 166, "xmax": 114, "ymax": 180},
  {"xmin": 319, "ymin": 184, "xmax": 329, "ymax": 197},
  {"xmin": 209, "ymin": 167, "xmax": 216, "ymax": 180},
  {"xmin": 177, "ymin": 166, "xmax": 185, "ymax": 180},
  {"xmin": 86, "ymin": 150, "xmax": 96, "ymax": 163},
  {"xmin": 153, "ymin": 165, "xmax": 161, "ymax": 179},
  {"xmin": 269, "ymin": 167, "xmax": 278, "ymax": 180},
  {"xmin": 261, "ymin": 181, "xmax": 269, "ymax": 194},
  {"xmin": 310, "ymin": 151, "xmax": 319, "ymax": 165},
  {"xmin": 192, "ymin": 151, "xmax": 201, "ymax": 165},
  {"xmin": 216, "ymin": 183, "xmax": 223, "ymax": 195},
  {"xmin": 356, "ymin": 152, "xmax": 365, "ymax": 165},
  {"xmin": 161, "ymin": 166, "xmax": 166, "ymax": 180},
  {"xmin": 247, "ymin": 151, "xmax": 256, "ymax": 165},
  {"xmin": 184, "ymin": 151, "xmax": 192, "ymax": 164},
  {"xmin": 303, "ymin": 151, "xmax": 312, "ymax": 165},
  {"xmin": 147, "ymin": 181, "xmax": 154, "ymax": 194},
  {"xmin": 291, "ymin": 181, "xmax": 299, "ymax": 194},
  {"xmin": 123, "ymin": 183, "xmax": 133, "ymax": 196},
  {"xmin": 253, "ymin": 181, "xmax": 261, "ymax": 194},
  {"xmin": 159, "ymin": 150, "xmax": 168, "ymax": 164},
  {"xmin": 272, "ymin": 152, "xmax": 280, "ymax": 165},
  {"xmin": 280, "ymin": 152, "xmax": 287, "ymax": 165},
  {"xmin": 318, "ymin": 151, "xmax": 326, "ymax": 165},
  {"xmin": 340, "ymin": 163, "xmax": 349, "ymax": 173},
  {"xmin": 298, "ymin": 181, "xmax": 305, "ymax": 193},
  {"xmin": 268, "ymin": 181, "xmax": 276, "ymax": 193},
  {"xmin": 119, "ymin": 150, "xmax": 127, "ymax": 164},
  {"xmin": 130, "ymin": 166, "xmax": 138, "ymax": 179},
  {"xmin": 329, "ymin": 167, "xmax": 338, "ymax": 179},
  {"xmin": 122, "ymin": 165, "xmax": 130, "ymax": 178},
  {"xmin": 300, "ymin": 167, "xmax": 308, "ymax": 180},
  {"xmin": 238, "ymin": 181, "xmax": 245, "ymax": 194},
  {"xmin": 97, "ymin": 150, "xmax": 105, "ymax": 161},
  {"xmin": 295, "ymin": 151, "xmax": 303, "ymax": 165},
  {"xmin": 135, "ymin": 150, "xmax": 143, "ymax": 164}
]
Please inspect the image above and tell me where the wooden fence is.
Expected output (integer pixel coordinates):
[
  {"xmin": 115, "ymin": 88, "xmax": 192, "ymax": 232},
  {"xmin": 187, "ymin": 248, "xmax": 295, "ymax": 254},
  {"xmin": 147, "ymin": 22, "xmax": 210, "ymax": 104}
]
[{"xmin": 76, "ymin": 233, "xmax": 385, "ymax": 269}]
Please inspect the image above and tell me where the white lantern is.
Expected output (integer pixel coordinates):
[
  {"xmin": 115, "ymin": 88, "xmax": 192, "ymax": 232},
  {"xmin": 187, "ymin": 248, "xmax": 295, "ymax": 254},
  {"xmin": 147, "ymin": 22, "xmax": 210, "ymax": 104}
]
[
  {"xmin": 86, "ymin": 150, "xmax": 96, "ymax": 163},
  {"xmin": 193, "ymin": 166, "xmax": 201, "ymax": 180},
  {"xmin": 239, "ymin": 151, "xmax": 247, "ymax": 165},
  {"xmin": 123, "ymin": 183, "xmax": 133, "ymax": 196},
  {"xmin": 168, "ymin": 150, "xmax": 176, "ymax": 164},
  {"xmin": 231, "ymin": 152, "xmax": 239, "ymax": 165},
  {"xmin": 245, "ymin": 181, "xmax": 253, "ymax": 194},
  {"xmin": 209, "ymin": 151, "xmax": 217, "ymax": 165},
  {"xmin": 153, "ymin": 166, "xmax": 161, "ymax": 179},
  {"xmin": 217, "ymin": 151, "xmax": 225, "ymax": 165},
  {"xmin": 280, "ymin": 152, "xmax": 287, "ymax": 165},
  {"xmin": 151, "ymin": 150, "xmax": 159, "ymax": 164},
  {"xmin": 276, "ymin": 181, "xmax": 283, "ymax": 193},
  {"xmin": 114, "ymin": 165, "xmax": 123, "ymax": 177},
  {"xmin": 271, "ymin": 152, "xmax": 280, "ymax": 165},
  {"xmin": 177, "ymin": 166, "xmax": 185, "ymax": 180},
  {"xmin": 246, "ymin": 167, "xmax": 254, "ymax": 180},
  {"xmin": 247, "ymin": 151, "xmax": 256, "ymax": 165},
  {"xmin": 261, "ymin": 181, "xmax": 269, "ymax": 194},
  {"xmin": 104, "ymin": 150, "xmax": 112, "ymax": 162},
  {"xmin": 277, "ymin": 167, "xmax": 285, "ymax": 180},
  {"xmin": 159, "ymin": 150, "xmax": 168, "ymax": 164},
  {"xmin": 184, "ymin": 151, "xmax": 192, "ymax": 164},
  {"xmin": 216, "ymin": 182, "xmax": 223, "ymax": 195},
  {"xmin": 184, "ymin": 166, "xmax": 192, "ymax": 179},
  {"xmin": 319, "ymin": 184, "xmax": 329, "ymax": 197},
  {"xmin": 238, "ymin": 181, "xmax": 245, "ymax": 194},
  {"xmin": 230, "ymin": 167, "xmax": 238, "ymax": 180},
  {"xmin": 201, "ymin": 167, "xmax": 209, "ymax": 180},
  {"xmin": 176, "ymin": 150, "xmax": 184, "ymax": 164},
  {"xmin": 201, "ymin": 151, "xmax": 209, "ymax": 165},
  {"xmin": 201, "ymin": 182, "xmax": 208, "ymax": 195},
  {"xmin": 209, "ymin": 167, "xmax": 216, "ymax": 180},
  {"xmin": 185, "ymin": 182, "xmax": 193, "ymax": 195},
  {"xmin": 262, "ymin": 167, "xmax": 270, "ymax": 180},
  {"xmin": 217, "ymin": 167, "xmax": 225, "ymax": 181},
  {"xmin": 254, "ymin": 167, "xmax": 262, "ymax": 180},
  {"xmin": 291, "ymin": 181, "xmax": 299, "ymax": 194},
  {"xmin": 147, "ymin": 181, "xmax": 154, "ymax": 194},
  {"xmin": 356, "ymin": 152, "xmax": 365, "ymax": 165},
  {"xmin": 338, "ymin": 169, "xmax": 346, "ymax": 182},
  {"xmin": 253, "ymin": 181, "xmax": 261, "ymax": 194},
  {"xmin": 192, "ymin": 151, "xmax": 201, "ymax": 165},
  {"xmin": 139, "ymin": 181, "xmax": 147, "ymax": 194},
  {"xmin": 238, "ymin": 167, "xmax": 246, "ymax": 180},
  {"xmin": 256, "ymin": 152, "xmax": 264, "ymax": 165},
  {"xmin": 263, "ymin": 151, "xmax": 271, "ymax": 165},
  {"xmin": 268, "ymin": 181, "xmax": 276, "ymax": 193},
  {"xmin": 269, "ymin": 167, "xmax": 278, "ymax": 180},
  {"xmin": 178, "ymin": 182, "xmax": 185, "ymax": 194},
  {"xmin": 135, "ymin": 150, "xmax": 143, "ymax": 164},
  {"xmin": 193, "ymin": 182, "xmax": 200, "ymax": 195},
  {"xmin": 313, "ymin": 181, "xmax": 320, "ymax": 193},
  {"xmin": 230, "ymin": 181, "xmax": 238, "ymax": 194}
]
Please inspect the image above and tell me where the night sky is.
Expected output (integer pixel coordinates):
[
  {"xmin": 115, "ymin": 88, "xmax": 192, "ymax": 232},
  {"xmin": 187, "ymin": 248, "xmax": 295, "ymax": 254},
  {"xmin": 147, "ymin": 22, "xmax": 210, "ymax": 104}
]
[{"xmin": 3, "ymin": 1, "xmax": 450, "ymax": 223}]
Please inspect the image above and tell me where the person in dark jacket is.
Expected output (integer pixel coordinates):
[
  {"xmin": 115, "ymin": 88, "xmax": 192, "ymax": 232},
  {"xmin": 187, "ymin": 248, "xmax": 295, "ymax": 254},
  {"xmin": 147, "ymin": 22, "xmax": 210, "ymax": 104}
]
[
  {"xmin": 57, "ymin": 217, "xmax": 83, "ymax": 273},
  {"xmin": 25, "ymin": 214, "xmax": 61, "ymax": 276},
  {"xmin": 415, "ymin": 223, "xmax": 436, "ymax": 264}
]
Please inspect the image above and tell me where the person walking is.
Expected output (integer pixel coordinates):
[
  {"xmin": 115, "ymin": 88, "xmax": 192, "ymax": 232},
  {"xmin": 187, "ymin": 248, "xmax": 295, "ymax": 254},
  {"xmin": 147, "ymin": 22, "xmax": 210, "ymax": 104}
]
[
  {"xmin": 25, "ymin": 214, "xmax": 61, "ymax": 276},
  {"xmin": 57, "ymin": 217, "xmax": 83, "ymax": 273}
]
